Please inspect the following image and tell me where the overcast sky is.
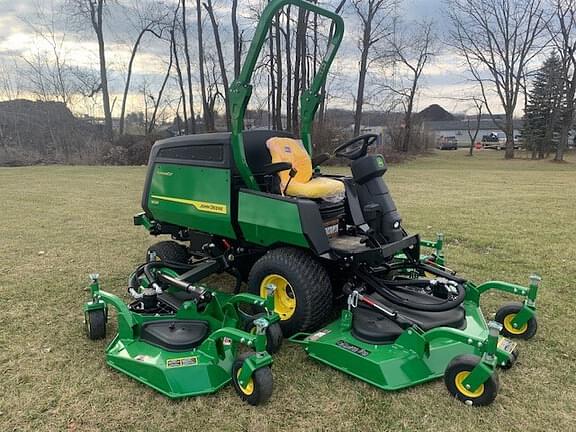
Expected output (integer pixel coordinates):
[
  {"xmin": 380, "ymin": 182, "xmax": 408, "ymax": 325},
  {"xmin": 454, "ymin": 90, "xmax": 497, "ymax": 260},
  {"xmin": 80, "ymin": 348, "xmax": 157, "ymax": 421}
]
[{"xmin": 0, "ymin": 0, "xmax": 507, "ymax": 118}]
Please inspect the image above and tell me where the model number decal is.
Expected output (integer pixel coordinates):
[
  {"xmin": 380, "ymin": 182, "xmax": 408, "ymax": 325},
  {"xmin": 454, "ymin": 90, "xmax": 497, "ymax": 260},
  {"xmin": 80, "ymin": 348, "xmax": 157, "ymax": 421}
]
[
  {"xmin": 166, "ymin": 356, "xmax": 198, "ymax": 368},
  {"xmin": 336, "ymin": 340, "xmax": 371, "ymax": 357}
]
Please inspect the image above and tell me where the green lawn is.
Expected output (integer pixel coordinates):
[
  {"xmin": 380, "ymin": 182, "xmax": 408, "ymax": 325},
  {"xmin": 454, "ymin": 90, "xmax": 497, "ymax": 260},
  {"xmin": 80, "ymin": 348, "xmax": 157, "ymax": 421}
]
[{"xmin": 1, "ymin": 150, "xmax": 575, "ymax": 432}]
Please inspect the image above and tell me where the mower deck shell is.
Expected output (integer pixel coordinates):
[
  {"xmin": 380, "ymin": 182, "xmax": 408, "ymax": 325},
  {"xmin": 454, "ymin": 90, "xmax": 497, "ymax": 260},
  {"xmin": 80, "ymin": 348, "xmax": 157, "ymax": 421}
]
[{"xmin": 291, "ymin": 300, "xmax": 514, "ymax": 391}]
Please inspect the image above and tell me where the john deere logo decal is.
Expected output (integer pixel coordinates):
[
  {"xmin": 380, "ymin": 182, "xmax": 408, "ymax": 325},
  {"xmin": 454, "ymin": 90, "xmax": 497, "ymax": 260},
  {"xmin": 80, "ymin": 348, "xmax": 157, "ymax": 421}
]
[{"xmin": 151, "ymin": 195, "xmax": 227, "ymax": 214}]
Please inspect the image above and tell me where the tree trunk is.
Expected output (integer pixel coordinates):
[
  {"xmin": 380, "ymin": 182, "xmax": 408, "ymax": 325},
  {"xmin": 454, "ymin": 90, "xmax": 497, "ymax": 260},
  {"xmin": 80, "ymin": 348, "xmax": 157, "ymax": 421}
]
[
  {"xmin": 182, "ymin": 0, "xmax": 197, "ymax": 133},
  {"xmin": 93, "ymin": 0, "xmax": 113, "ymax": 141},
  {"xmin": 172, "ymin": 30, "xmax": 189, "ymax": 134},
  {"xmin": 232, "ymin": 0, "xmax": 241, "ymax": 79},
  {"xmin": 196, "ymin": 0, "xmax": 212, "ymax": 131},
  {"xmin": 285, "ymin": 6, "xmax": 292, "ymax": 131},
  {"xmin": 275, "ymin": 13, "xmax": 283, "ymax": 131},
  {"xmin": 354, "ymin": 48, "xmax": 370, "ymax": 137},
  {"xmin": 504, "ymin": 113, "xmax": 515, "ymax": 159},
  {"xmin": 268, "ymin": 25, "xmax": 277, "ymax": 129},
  {"xmin": 148, "ymin": 38, "xmax": 174, "ymax": 134},
  {"xmin": 204, "ymin": 0, "xmax": 231, "ymax": 130},
  {"xmin": 119, "ymin": 29, "xmax": 151, "ymax": 135},
  {"xmin": 354, "ymin": 16, "xmax": 371, "ymax": 137}
]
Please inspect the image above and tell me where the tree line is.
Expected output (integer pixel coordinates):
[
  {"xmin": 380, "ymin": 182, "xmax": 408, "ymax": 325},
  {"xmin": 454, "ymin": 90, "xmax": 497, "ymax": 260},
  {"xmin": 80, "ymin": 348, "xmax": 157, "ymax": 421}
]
[{"xmin": 1, "ymin": 0, "xmax": 576, "ymax": 162}]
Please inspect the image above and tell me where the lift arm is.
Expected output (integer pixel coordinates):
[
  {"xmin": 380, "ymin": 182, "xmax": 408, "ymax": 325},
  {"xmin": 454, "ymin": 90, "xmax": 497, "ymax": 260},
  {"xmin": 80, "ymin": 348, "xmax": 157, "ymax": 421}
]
[{"xmin": 228, "ymin": 0, "xmax": 345, "ymax": 190}]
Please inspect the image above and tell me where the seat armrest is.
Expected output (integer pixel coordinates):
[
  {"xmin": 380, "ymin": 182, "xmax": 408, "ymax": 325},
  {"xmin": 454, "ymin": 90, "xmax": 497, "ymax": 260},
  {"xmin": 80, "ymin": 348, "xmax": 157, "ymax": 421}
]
[
  {"xmin": 312, "ymin": 153, "xmax": 330, "ymax": 167},
  {"xmin": 263, "ymin": 162, "xmax": 292, "ymax": 175}
]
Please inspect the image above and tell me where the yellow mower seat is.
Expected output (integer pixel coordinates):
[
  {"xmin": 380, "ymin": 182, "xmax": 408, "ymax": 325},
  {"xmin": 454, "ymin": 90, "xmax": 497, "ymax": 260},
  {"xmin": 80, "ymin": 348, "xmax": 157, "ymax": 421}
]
[{"xmin": 266, "ymin": 137, "xmax": 345, "ymax": 200}]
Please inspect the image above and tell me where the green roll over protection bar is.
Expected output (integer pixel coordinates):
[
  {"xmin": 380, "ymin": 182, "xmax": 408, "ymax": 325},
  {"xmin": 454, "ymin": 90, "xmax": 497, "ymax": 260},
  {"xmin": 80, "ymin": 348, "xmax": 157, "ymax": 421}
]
[{"xmin": 228, "ymin": 0, "xmax": 345, "ymax": 190}]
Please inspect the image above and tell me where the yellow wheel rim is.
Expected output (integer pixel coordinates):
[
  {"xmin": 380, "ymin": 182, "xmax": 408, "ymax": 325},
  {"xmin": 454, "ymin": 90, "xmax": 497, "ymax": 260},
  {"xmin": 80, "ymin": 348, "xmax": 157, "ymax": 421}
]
[
  {"xmin": 454, "ymin": 371, "xmax": 485, "ymax": 398},
  {"xmin": 503, "ymin": 314, "xmax": 528, "ymax": 335},
  {"xmin": 236, "ymin": 369, "xmax": 254, "ymax": 396},
  {"xmin": 260, "ymin": 274, "xmax": 296, "ymax": 320}
]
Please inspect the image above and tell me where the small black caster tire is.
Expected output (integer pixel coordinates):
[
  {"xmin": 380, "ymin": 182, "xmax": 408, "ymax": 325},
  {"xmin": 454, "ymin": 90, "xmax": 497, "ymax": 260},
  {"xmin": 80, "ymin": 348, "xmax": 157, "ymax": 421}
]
[
  {"xmin": 500, "ymin": 347, "xmax": 519, "ymax": 370},
  {"xmin": 146, "ymin": 241, "xmax": 189, "ymax": 264},
  {"xmin": 231, "ymin": 352, "xmax": 273, "ymax": 406},
  {"xmin": 244, "ymin": 315, "xmax": 283, "ymax": 354},
  {"xmin": 495, "ymin": 302, "xmax": 538, "ymax": 340},
  {"xmin": 444, "ymin": 354, "xmax": 499, "ymax": 406},
  {"xmin": 85, "ymin": 309, "xmax": 106, "ymax": 340}
]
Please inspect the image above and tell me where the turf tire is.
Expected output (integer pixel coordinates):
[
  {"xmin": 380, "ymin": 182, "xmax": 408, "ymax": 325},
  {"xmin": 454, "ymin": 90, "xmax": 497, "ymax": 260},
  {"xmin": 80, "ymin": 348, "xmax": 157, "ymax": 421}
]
[{"xmin": 247, "ymin": 247, "xmax": 333, "ymax": 336}]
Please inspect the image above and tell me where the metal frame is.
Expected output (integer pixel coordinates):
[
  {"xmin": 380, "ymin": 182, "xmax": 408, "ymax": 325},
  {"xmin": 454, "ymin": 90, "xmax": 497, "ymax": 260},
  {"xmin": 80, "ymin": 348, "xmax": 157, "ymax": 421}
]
[{"xmin": 228, "ymin": 0, "xmax": 345, "ymax": 190}]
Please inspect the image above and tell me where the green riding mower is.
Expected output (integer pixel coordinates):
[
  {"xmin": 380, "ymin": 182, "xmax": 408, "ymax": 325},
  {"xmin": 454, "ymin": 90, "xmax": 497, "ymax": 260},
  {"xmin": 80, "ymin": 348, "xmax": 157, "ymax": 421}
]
[{"xmin": 85, "ymin": 0, "xmax": 541, "ymax": 406}]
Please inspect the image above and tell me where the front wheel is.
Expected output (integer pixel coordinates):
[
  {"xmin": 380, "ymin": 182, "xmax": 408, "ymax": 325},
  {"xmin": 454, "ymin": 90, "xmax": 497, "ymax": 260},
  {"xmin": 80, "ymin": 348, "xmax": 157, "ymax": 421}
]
[
  {"xmin": 85, "ymin": 309, "xmax": 106, "ymax": 340},
  {"xmin": 244, "ymin": 314, "xmax": 283, "ymax": 354},
  {"xmin": 247, "ymin": 247, "xmax": 333, "ymax": 336},
  {"xmin": 444, "ymin": 354, "xmax": 499, "ymax": 406},
  {"xmin": 495, "ymin": 302, "xmax": 538, "ymax": 339},
  {"xmin": 231, "ymin": 352, "xmax": 273, "ymax": 406}
]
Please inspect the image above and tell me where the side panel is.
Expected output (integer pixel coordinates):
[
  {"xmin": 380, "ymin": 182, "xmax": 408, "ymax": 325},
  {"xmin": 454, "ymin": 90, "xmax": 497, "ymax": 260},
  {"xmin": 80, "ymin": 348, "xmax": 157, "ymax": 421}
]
[
  {"xmin": 238, "ymin": 191, "xmax": 308, "ymax": 248},
  {"xmin": 148, "ymin": 163, "xmax": 236, "ymax": 239}
]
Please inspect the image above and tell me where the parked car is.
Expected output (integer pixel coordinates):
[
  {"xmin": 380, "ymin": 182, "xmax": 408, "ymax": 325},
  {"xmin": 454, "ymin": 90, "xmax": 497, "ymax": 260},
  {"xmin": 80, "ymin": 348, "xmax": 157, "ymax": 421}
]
[
  {"xmin": 437, "ymin": 136, "xmax": 458, "ymax": 150},
  {"xmin": 482, "ymin": 132, "xmax": 521, "ymax": 150}
]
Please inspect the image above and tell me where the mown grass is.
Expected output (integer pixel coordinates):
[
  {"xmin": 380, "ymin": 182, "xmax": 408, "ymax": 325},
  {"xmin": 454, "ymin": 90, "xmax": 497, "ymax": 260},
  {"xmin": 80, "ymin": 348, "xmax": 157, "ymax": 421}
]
[{"xmin": 1, "ymin": 150, "xmax": 575, "ymax": 432}]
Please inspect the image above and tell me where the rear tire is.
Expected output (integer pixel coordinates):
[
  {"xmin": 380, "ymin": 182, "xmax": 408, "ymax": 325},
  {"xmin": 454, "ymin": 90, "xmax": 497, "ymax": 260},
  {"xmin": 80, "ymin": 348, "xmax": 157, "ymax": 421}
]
[
  {"xmin": 146, "ymin": 241, "xmax": 189, "ymax": 264},
  {"xmin": 247, "ymin": 247, "xmax": 333, "ymax": 336}
]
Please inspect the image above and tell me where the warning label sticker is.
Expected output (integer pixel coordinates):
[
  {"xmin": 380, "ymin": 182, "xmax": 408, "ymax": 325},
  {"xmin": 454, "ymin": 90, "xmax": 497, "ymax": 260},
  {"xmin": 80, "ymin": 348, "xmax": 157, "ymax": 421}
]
[{"xmin": 166, "ymin": 356, "xmax": 198, "ymax": 368}]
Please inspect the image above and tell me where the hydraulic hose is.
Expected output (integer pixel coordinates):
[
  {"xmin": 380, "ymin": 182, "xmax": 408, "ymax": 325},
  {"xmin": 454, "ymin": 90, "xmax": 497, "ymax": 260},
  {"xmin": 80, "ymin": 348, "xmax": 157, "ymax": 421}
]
[{"xmin": 358, "ymin": 270, "xmax": 466, "ymax": 312}]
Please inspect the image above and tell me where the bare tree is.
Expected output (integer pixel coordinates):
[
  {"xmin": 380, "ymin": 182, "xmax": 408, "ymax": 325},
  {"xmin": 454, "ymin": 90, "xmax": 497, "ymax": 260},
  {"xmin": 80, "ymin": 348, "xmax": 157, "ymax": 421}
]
[
  {"xmin": 148, "ymin": 37, "xmax": 174, "ymax": 134},
  {"xmin": 232, "ymin": 0, "xmax": 242, "ymax": 80},
  {"xmin": 466, "ymin": 98, "xmax": 484, "ymax": 156},
  {"xmin": 204, "ymin": 0, "xmax": 231, "ymax": 130},
  {"xmin": 181, "ymin": 0, "xmax": 197, "ymax": 133},
  {"xmin": 385, "ymin": 21, "xmax": 436, "ymax": 152},
  {"xmin": 351, "ymin": 0, "xmax": 395, "ymax": 136},
  {"xmin": 447, "ymin": 0, "xmax": 549, "ymax": 159},
  {"xmin": 69, "ymin": 0, "xmax": 114, "ymax": 141},
  {"xmin": 550, "ymin": 0, "xmax": 576, "ymax": 162},
  {"xmin": 196, "ymin": 0, "xmax": 213, "ymax": 131},
  {"xmin": 118, "ymin": 2, "xmax": 168, "ymax": 135}
]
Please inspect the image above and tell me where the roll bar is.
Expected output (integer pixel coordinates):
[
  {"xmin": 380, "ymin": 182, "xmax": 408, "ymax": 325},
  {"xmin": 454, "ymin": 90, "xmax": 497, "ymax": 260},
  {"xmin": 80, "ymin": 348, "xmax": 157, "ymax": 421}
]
[{"xmin": 228, "ymin": 0, "xmax": 345, "ymax": 190}]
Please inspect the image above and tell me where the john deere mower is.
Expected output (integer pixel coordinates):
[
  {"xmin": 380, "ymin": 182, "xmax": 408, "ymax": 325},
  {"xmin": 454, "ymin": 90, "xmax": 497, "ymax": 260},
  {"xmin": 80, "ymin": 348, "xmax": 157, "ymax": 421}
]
[{"xmin": 89, "ymin": 0, "xmax": 541, "ymax": 406}]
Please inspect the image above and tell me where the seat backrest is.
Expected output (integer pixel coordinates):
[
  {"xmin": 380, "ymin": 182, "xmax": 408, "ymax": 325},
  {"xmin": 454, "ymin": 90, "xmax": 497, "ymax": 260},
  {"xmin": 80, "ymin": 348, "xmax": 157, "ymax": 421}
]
[
  {"xmin": 266, "ymin": 137, "xmax": 313, "ymax": 186},
  {"xmin": 242, "ymin": 130, "xmax": 294, "ymax": 174}
]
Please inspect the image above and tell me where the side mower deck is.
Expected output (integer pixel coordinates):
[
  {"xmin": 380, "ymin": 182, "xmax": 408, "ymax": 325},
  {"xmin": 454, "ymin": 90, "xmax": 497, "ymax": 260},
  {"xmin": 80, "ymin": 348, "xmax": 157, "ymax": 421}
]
[{"xmin": 291, "ymin": 300, "xmax": 513, "ymax": 392}]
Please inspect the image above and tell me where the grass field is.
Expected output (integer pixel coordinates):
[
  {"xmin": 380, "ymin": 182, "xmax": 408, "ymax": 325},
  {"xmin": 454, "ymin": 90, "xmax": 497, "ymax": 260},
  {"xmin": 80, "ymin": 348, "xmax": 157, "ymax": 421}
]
[{"xmin": 1, "ymin": 150, "xmax": 575, "ymax": 432}]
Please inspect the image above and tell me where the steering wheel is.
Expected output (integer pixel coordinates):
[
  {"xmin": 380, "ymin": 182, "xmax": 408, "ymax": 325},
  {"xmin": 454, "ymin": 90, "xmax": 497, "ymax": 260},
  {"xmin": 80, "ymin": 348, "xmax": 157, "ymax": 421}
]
[{"xmin": 334, "ymin": 134, "xmax": 379, "ymax": 160}]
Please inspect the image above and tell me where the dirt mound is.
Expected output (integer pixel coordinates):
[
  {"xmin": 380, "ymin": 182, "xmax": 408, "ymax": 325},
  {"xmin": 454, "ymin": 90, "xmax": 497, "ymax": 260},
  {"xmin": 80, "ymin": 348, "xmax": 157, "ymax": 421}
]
[{"xmin": 0, "ymin": 99, "xmax": 102, "ymax": 166}]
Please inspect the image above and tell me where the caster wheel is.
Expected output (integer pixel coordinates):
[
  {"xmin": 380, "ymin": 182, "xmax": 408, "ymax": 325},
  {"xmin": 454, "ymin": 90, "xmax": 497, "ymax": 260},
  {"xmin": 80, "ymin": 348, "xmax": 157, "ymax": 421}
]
[
  {"xmin": 444, "ymin": 354, "xmax": 499, "ymax": 406},
  {"xmin": 500, "ymin": 347, "xmax": 519, "ymax": 370},
  {"xmin": 244, "ymin": 314, "xmax": 283, "ymax": 354},
  {"xmin": 231, "ymin": 352, "xmax": 273, "ymax": 406},
  {"xmin": 495, "ymin": 302, "xmax": 538, "ymax": 339},
  {"xmin": 85, "ymin": 309, "xmax": 106, "ymax": 340}
]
